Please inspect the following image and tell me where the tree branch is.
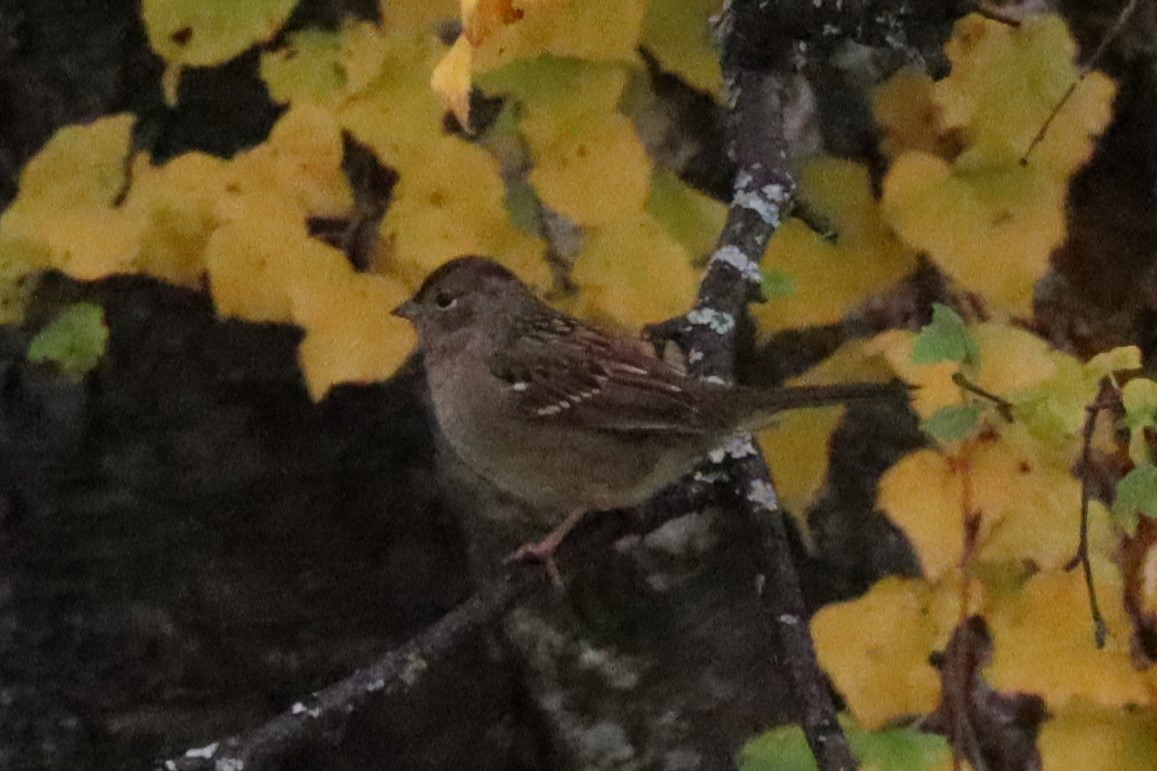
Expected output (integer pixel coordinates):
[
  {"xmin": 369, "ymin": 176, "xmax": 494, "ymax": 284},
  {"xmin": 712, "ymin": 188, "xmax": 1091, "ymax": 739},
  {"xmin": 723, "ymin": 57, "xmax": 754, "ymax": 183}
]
[
  {"xmin": 158, "ymin": 477, "xmax": 729, "ymax": 771},
  {"xmin": 159, "ymin": 572, "xmax": 540, "ymax": 771},
  {"xmin": 672, "ymin": 2, "xmax": 866, "ymax": 770}
]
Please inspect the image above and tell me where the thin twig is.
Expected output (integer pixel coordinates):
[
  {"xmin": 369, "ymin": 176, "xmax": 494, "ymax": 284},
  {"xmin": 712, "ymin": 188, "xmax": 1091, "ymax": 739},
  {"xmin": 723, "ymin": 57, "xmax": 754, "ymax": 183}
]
[
  {"xmin": 1082, "ymin": 0, "xmax": 1141, "ymax": 75},
  {"xmin": 1065, "ymin": 378, "xmax": 1120, "ymax": 648},
  {"xmin": 970, "ymin": 1, "xmax": 1022, "ymax": 27},
  {"xmin": 954, "ymin": 447, "xmax": 981, "ymax": 624},
  {"xmin": 1021, "ymin": 0, "xmax": 1140, "ymax": 164}
]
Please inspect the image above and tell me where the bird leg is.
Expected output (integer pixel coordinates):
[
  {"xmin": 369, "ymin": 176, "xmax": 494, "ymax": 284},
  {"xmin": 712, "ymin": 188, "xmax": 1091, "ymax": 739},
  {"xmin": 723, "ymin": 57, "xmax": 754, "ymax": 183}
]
[{"xmin": 504, "ymin": 508, "xmax": 588, "ymax": 586}]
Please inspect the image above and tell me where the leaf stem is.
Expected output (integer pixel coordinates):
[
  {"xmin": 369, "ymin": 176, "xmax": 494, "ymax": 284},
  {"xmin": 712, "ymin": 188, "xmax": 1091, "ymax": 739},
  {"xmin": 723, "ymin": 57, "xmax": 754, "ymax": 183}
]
[{"xmin": 950, "ymin": 372, "xmax": 1014, "ymax": 422}]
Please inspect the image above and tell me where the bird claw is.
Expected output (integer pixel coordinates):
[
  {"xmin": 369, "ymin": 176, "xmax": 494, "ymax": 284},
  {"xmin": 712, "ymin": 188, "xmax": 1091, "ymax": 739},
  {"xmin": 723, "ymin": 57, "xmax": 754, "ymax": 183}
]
[
  {"xmin": 504, "ymin": 539, "xmax": 564, "ymax": 588},
  {"xmin": 502, "ymin": 509, "xmax": 588, "ymax": 589}
]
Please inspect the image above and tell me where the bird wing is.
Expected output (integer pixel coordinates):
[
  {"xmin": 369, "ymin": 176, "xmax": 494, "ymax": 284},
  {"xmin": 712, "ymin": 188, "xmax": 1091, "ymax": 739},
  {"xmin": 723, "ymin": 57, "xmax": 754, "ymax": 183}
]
[{"xmin": 488, "ymin": 312, "xmax": 709, "ymax": 436}]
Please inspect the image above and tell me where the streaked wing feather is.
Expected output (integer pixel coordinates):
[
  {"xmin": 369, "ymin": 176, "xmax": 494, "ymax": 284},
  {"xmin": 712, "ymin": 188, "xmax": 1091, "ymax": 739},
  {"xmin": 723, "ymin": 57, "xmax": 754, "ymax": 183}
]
[{"xmin": 489, "ymin": 312, "xmax": 707, "ymax": 436}]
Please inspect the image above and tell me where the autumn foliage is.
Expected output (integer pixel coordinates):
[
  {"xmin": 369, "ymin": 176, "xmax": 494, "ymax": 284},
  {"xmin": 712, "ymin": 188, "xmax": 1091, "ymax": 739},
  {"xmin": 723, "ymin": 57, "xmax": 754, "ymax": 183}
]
[{"xmin": 0, "ymin": 0, "xmax": 1155, "ymax": 769}]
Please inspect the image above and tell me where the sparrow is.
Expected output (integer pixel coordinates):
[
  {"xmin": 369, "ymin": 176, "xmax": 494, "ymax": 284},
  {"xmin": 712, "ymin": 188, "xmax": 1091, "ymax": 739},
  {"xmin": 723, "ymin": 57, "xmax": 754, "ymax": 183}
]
[{"xmin": 394, "ymin": 256, "xmax": 898, "ymax": 580}]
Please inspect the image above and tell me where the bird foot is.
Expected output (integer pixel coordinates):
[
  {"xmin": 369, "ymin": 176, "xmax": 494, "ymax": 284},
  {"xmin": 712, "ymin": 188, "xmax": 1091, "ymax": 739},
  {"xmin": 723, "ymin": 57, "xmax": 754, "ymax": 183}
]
[
  {"xmin": 502, "ymin": 509, "xmax": 588, "ymax": 588},
  {"xmin": 504, "ymin": 537, "xmax": 565, "ymax": 587}
]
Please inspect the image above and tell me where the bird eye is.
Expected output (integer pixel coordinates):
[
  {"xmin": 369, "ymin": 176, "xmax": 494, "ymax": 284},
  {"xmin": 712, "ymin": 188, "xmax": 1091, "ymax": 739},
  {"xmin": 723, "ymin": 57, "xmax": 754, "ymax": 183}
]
[{"xmin": 433, "ymin": 291, "xmax": 456, "ymax": 310}]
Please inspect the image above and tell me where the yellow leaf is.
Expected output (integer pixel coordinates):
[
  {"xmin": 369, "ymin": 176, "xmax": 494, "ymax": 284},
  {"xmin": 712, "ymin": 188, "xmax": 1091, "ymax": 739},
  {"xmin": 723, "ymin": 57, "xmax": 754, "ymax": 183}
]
[
  {"xmin": 811, "ymin": 575, "xmax": 973, "ymax": 729},
  {"xmin": 340, "ymin": 33, "xmax": 452, "ymax": 168},
  {"xmin": 876, "ymin": 14, "xmax": 1117, "ymax": 316},
  {"xmin": 4, "ymin": 114, "xmax": 134, "ymax": 211},
  {"xmin": 227, "ymin": 104, "xmax": 353, "ymax": 220},
  {"xmin": 143, "ymin": 0, "xmax": 298, "ymax": 67},
  {"xmin": 479, "ymin": 59, "xmax": 651, "ymax": 225},
  {"xmin": 127, "ymin": 152, "xmax": 230, "ymax": 287},
  {"xmin": 757, "ymin": 407, "xmax": 844, "ymax": 524},
  {"xmin": 881, "ymin": 151, "xmax": 1063, "ymax": 315},
  {"xmin": 969, "ymin": 425, "xmax": 1081, "ymax": 568},
  {"xmin": 204, "ymin": 204, "xmax": 313, "ymax": 323},
  {"xmin": 380, "ymin": 0, "xmax": 459, "ymax": 35},
  {"xmin": 641, "ymin": 0, "xmax": 723, "ymax": 96},
  {"xmin": 1038, "ymin": 701, "xmax": 1157, "ymax": 771},
  {"xmin": 872, "ymin": 67, "xmax": 953, "ymax": 160},
  {"xmin": 877, "ymin": 448, "xmax": 966, "ymax": 579},
  {"xmin": 878, "ymin": 423, "xmax": 1081, "ymax": 579},
  {"xmin": 972, "ymin": 322, "xmax": 1059, "ymax": 395},
  {"xmin": 870, "ymin": 318, "xmax": 1051, "ymax": 450},
  {"xmin": 472, "ymin": 0, "xmax": 646, "ymax": 71},
  {"xmin": 432, "ymin": 0, "xmax": 646, "ymax": 118},
  {"xmin": 565, "ymin": 213, "xmax": 698, "ymax": 330},
  {"xmin": 0, "ymin": 115, "xmax": 144, "ymax": 281},
  {"xmin": 936, "ymin": 14, "xmax": 1115, "ymax": 175},
  {"xmin": 376, "ymin": 136, "xmax": 549, "ymax": 291},
  {"xmin": 870, "ymin": 320, "xmax": 1118, "ymax": 460},
  {"xmin": 260, "ymin": 28, "xmax": 347, "ymax": 106},
  {"xmin": 480, "ymin": 55, "xmax": 630, "ymax": 125},
  {"xmin": 986, "ymin": 561, "xmax": 1149, "ymax": 709},
  {"xmin": 260, "ymin": 23, "xmax": 392, "ymax": 108},
  {"xmin": 430, "ymin": 35, "xmax": 474, "ymax": 128},
  {"xmin": 870, "ymin": 321, "xmax": 1059, "ymax": 423},
  {"xmin": 752, "ymin": 158, "xmax": 917, "ymax": 336},
  {"xmin": 294, "ymin": 272, "xmax": 417, "ymax": 400},
  {"xmin": 527, "ymin": 112, "xmax": 651, "ymax": 226}
]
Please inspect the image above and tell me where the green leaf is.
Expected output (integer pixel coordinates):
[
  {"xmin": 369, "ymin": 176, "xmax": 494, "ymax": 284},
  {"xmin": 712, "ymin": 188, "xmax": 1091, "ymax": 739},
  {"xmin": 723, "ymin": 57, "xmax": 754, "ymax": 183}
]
[
  {"xmin": 760, "ymin": 267, "xmax": 797, "ymax": 299},
  {"xmin": 855, "ymin": 727, "xmax": 951, "ymax": 771},
  {"xmin": 922, "ymin": 403, "xmax": 984, "ymax": 443},
  {"xmin": 911, "ymin": 303, "xmax": 979, "ymax": 366},
  {"xmin": 27, "ymin": 302, "xmax": 109, "ymax": 381},
  {"xmin": 1113, "ymin": 463, "xmax": 1157, "ymax": 536},
  {"xmin": 1122, "ymin": 378, "xmax": 1157, "ymax": 430},
  {"xmin": 1122, "ymin": 378, "xmax": 1157, "ymax": 466},
  {"xmin": 739, "ymin": 719, "xmax": 950, "ymax": 771},
  {"xmin": 738, "ymin": 724, "xmax": 823, "ymax": 771},
  {"xmin": 1085, "ymin": 345, "xmax": 1141, "ymax": 383}
]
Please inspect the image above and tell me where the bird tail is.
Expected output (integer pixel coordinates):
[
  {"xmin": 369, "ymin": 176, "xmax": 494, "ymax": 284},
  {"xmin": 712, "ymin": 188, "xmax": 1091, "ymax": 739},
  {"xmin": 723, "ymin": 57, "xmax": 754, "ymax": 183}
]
[{"xmin": 732, "ymin": 381, "xmax": 906, "ymax": 433}]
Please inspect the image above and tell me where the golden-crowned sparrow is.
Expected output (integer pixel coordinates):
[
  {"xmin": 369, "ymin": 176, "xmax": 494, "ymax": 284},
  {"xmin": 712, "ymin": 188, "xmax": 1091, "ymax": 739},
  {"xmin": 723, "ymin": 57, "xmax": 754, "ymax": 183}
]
[{"xmin": 394, "ymin": 256, "xmax": 897, "ymax": 576}]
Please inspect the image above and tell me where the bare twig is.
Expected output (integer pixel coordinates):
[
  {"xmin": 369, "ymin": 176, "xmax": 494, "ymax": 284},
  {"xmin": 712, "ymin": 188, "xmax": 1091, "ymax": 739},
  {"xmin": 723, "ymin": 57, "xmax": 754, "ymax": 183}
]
[
  {"xmin": 159, "ymin": 571, "xmax": 541, "ymax": 771},
  {"xmin": 1081, "ymin": 0, "xmax": 1141, "ymax": 76},
  {"xmin": 1021, "ymin": 0, "xmax": 1140, "ymax": 164},
  {"xmin": 1065, "ymin": 378, "xmax": 1123, "ymax": 648},
  {"xmin": 970, "ymin": 2, "xmax": 1022, "ymax": 27}
]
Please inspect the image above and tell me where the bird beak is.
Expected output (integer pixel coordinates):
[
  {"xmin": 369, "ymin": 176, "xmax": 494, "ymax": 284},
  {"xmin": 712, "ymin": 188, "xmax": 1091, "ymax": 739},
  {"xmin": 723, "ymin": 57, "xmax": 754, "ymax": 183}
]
[{"xmin": 392, "ymin": 300, "xmax": 418, "ymax": 320}]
